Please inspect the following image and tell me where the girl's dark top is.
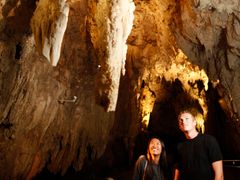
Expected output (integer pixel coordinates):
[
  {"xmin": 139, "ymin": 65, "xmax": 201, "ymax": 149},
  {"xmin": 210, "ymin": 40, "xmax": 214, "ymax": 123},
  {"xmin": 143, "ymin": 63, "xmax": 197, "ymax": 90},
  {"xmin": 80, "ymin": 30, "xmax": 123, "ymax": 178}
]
[
  {"xmin": 176, "ymin": 133, "xmax": 223, "ymax": 180},
  {"xmin": 133, "ymin": 155, "xmax": 165, "ymax": 180}
]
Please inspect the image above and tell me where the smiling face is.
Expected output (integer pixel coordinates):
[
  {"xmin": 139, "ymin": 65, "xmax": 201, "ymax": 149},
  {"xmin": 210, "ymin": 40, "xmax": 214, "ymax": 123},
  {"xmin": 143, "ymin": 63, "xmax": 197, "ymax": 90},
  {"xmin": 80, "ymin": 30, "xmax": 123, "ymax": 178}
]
[
  {"xmin": 178, "ymin": 112, "xmax": 197, "ymax": 133},
  {"xmin": 148, "ymin": 138, "xmax": 162, "ymax": 156}
]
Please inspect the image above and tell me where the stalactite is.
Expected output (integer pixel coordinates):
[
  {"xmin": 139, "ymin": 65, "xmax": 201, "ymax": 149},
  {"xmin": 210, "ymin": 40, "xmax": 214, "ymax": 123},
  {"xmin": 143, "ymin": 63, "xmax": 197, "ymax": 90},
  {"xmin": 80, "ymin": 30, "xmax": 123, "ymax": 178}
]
[
  {"xmin": 31, "ymin": 0, "xmax": 69, "ymax": 66},
  {"xmin": 88, "ymin": 0, "xmax": 135, "ymax": 111}
]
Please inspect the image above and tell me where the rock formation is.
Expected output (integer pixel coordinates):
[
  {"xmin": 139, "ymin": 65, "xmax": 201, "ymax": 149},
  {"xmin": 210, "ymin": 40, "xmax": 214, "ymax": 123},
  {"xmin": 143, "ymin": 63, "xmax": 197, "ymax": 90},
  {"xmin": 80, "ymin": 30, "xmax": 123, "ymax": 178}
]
[
  {"xmin": 31, "ymin": 0, "xmax": 69, "ymax": 66},
  {"xmin": 0, "ymin": 0, "xmax": 240, "ymax": 179}
]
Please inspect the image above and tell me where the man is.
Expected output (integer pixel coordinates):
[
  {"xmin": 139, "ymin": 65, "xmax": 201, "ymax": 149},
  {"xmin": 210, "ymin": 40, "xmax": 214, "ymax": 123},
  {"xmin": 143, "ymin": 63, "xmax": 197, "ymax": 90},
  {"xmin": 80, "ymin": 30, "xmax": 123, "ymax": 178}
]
[{"xmin": 174, "ymin": 108, "xmax": 224, "ymax": 180}]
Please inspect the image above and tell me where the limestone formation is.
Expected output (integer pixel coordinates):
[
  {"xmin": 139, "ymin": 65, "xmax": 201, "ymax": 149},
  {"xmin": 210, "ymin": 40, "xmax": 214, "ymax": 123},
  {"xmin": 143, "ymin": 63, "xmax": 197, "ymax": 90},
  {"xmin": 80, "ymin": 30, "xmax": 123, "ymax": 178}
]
[
  {"xmin": 31, "ymin": 0, "xmax": 69, "ymax": 66},
  {"xmin": 88, "ymin": 0, "xmax": 135, "ymax": 111}
]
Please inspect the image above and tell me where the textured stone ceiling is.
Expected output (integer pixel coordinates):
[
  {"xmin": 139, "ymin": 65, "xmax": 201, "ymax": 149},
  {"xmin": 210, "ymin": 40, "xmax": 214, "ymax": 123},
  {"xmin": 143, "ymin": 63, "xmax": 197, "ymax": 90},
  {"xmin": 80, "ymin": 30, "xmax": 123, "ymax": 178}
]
[{"xmin": 0, "ymin": 0, "xmax": 240, "ymax": 178}]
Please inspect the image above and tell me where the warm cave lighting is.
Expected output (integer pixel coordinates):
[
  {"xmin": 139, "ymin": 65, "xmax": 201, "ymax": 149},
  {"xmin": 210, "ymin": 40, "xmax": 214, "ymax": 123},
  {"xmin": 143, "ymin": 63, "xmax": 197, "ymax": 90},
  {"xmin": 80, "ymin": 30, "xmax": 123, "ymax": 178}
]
[
  {"xmin": 150, "ymin": 49, "xmax": 210, "ymax": 132},
  {"xmin": 142, "ymin": 114, "xmax": 150, "ymax": 129},
  {"xmin": 140, "ymin": 86, "xmax": 156, "ymax": 129},
  {"xmin": 172, "ymin": 49, "xmax": 209, "ymax": 133},
  {"xmin": 141, "ymin": 110, "xmax": 151, "ymax": 130},
  {"xmin": 195, "ymin": 111, "xmax": 205, "ymax": 133}
]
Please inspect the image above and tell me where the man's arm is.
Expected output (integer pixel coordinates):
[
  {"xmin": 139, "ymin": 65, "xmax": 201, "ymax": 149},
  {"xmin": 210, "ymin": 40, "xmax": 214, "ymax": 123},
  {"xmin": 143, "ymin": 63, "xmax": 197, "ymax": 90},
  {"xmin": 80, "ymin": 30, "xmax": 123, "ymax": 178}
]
[
  {"xmin": 212, "ymin": 160, "xmax": 224, "ymax": 180},
  {"xmin": 174, "ymin": 168, "xmax": 180, "ymax": 180}
]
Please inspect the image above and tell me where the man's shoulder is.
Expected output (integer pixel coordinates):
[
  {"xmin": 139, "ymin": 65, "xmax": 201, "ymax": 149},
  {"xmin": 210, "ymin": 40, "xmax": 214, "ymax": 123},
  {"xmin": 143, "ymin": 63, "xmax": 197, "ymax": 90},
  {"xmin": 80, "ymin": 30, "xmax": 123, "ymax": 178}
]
[
  {"xmin": 199, "ymin": 133, "xmax": 217, "ymax": 141},
  {"xmin": 200, "ymin": 133, "xmax": 213, "ymax": 137},
  {"xmin": 199, "ymin": 133, "xmax": 221, "ymax": 151}
]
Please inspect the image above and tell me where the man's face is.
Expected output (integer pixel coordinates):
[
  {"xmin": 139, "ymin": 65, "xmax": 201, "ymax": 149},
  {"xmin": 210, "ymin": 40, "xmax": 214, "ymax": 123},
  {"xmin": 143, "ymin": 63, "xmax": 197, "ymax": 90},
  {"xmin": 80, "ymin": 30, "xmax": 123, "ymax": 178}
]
[
  {"xmin": 178, "ymin": 112, "xmax": 196, "ymax": 132},
  {"xmin": 149, "ymin": 138, "xmax": 162, "ymax": 156}
]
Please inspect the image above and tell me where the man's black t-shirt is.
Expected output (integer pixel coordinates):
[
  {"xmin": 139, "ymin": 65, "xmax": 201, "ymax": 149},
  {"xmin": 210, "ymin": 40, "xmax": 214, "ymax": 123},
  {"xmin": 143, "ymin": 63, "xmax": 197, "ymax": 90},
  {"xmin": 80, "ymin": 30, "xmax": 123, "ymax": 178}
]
[{"xmin": 176, "ymin": 133, "xmax": 223, "ymax": 180}]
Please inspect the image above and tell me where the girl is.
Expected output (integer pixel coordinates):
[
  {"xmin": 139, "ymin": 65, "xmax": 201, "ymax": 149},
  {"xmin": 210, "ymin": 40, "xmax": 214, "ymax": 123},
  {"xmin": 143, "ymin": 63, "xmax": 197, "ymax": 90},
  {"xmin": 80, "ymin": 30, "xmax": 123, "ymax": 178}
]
[{"xmin": 133, "ymin": 137, "xmax": 168, "ymax": 180}]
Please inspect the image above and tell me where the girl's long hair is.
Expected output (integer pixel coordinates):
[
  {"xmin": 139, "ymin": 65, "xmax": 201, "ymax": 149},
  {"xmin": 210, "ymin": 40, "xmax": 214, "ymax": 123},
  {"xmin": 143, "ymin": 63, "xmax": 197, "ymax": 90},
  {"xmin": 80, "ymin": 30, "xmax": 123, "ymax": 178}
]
[{"xmin": 145, "ymin": 137, "xmax": 168, "ymax": 180}]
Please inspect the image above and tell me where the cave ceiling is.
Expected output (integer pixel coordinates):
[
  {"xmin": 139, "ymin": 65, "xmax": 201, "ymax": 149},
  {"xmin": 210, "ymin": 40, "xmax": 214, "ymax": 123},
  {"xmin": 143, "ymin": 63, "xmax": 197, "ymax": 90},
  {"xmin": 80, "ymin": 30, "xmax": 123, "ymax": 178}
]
[{"xmin": 0, "ymin": 0, "xmax": 240, "ymax": 178}]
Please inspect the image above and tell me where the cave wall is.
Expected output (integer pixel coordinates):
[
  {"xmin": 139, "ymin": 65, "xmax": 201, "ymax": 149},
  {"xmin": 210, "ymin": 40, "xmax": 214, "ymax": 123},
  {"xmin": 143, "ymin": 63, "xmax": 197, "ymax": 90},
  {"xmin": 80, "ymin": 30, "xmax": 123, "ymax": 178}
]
[
  {"xmin": 173, "ymin": 0, "xmax": 240, "ymax": 130},
  {"xmin": 171, "ymin": 0, "xmax": 240, "ymax": 156},
  {"xmin": 0, "ymin": 0, "xmax": 115, "ymax": 179},
  {"xmin": 0, "ymin": 0, "xmax": 240, "ymax": 178}
]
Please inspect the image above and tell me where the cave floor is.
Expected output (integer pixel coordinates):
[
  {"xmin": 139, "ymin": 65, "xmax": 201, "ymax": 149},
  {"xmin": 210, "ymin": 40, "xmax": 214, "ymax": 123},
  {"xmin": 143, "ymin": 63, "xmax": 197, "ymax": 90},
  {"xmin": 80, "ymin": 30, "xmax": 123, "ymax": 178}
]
[{"xmin": 34, "ymin": 165, "xmax": 240, "ymax": 180}]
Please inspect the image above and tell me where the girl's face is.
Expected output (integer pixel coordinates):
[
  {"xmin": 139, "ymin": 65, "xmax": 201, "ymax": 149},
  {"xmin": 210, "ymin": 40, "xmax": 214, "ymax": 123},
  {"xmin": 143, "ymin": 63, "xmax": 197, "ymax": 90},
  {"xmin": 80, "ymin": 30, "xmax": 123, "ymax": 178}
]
[{"xmin": 148, "ymin": 138, "xmax": 162, "ymax": 156}]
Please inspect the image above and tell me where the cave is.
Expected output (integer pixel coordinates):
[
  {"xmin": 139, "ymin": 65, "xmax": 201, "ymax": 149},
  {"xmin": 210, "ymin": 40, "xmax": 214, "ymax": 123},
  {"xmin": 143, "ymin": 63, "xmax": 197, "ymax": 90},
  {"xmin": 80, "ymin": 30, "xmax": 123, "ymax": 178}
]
[{"xmin": 0, "ymin": 0, "xmax": 240, "ymax": 180}]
